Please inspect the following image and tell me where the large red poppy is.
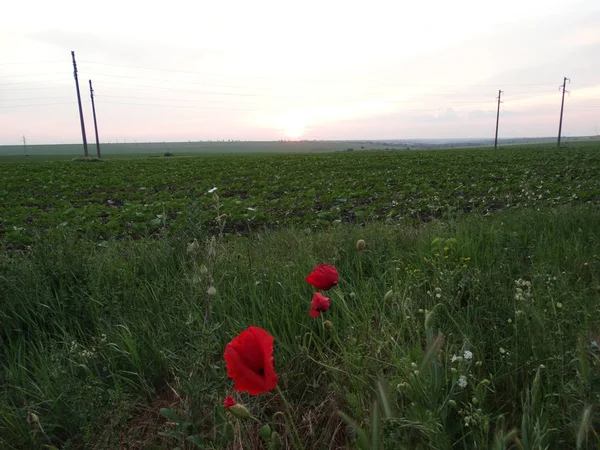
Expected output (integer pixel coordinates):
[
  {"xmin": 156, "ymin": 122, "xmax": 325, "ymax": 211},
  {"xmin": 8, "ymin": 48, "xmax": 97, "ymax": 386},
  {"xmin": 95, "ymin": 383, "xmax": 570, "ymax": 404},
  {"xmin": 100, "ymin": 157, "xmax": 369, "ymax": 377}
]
[
  {"xmin": 306, "ymin": 264, "xmax": 339, "ymax": 290},
  {"xmin": 310, "ymin": 292, "xmax": 331, "ymax": 317},
  {"xmin": 224, "ymin": 326, "xmax": 278, "ymax": 395}
]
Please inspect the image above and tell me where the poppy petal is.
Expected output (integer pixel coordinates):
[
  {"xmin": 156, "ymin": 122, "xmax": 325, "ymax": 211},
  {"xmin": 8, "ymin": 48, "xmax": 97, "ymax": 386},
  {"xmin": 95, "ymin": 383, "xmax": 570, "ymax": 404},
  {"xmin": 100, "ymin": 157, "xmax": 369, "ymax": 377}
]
[{"xmin": 224, "ymin": 326, "xmax": 278, "ymax": 395}]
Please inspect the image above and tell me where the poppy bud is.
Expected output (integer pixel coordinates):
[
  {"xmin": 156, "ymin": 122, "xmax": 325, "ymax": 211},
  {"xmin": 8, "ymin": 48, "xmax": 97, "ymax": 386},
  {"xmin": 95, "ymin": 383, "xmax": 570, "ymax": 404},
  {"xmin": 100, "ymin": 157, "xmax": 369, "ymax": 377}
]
[
  {"xmin": 384, "ymin": 289, "xmax": 393, "ymax": 301},
  {"xmin": 259, "ymin": 424, "xmax": 272, "ymax": 439},
  {"xmin": 27, "ymin": 412, "xmax": 39, "ymax": 425},
  {"xmin": 228, "ymin": 403, "xmax": 251, "ymax": 419},
  {"xmin": 187, "ymin": 239, "xmax": 200, "ymax": 255},
  {"xmin": 207, "ymin": 286, "xmax": 217, "ymax": 296},
  {"xmin": 356, "ymin": 239, "xmax": 366, "ymax": 251},
  {"xmin": 270, "ymin": 431, "xmax": 282, "ymax": 450},
  {"xmin": 323, "ymin": 320, "xmax": 333, "ymax": 330},
  {"xmin": 200, "ymin": 264, "xmax": 208, "ymax": 275},
  {"xmin": 448, "ymin": 400, "xmax": 457, "ymax": 407},
  {"xmin": 424, "ymin": 310, "xmax": 435, "ymax": 329}
]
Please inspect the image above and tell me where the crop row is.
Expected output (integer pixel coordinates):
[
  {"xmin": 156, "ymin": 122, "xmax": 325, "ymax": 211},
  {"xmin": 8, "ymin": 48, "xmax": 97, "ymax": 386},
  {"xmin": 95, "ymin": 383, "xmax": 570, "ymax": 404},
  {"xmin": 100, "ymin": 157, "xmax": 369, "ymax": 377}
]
[{"xmin": 1, "ymin": 145, "xmax": 599, "ymax": 245}]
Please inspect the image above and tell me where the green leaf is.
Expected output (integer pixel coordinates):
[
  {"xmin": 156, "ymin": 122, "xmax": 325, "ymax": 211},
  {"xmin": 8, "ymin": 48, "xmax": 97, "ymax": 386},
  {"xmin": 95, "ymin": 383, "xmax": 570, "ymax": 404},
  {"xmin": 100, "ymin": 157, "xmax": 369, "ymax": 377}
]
[{"xmin": 186, "ymin": 434, "xmax": 205, "ymax": 448}]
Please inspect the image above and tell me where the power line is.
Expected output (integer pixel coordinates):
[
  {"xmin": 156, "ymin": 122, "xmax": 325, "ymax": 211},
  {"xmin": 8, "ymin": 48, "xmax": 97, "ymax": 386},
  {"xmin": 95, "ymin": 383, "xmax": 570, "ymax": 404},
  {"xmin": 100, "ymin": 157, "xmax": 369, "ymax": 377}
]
[
  {"xmin": 0, "ymin": 96, "xmax": 72, "ymax": 101},
  {"xmin": 0, "ymin": 79, "xmax": 67, "ymax": 86},
  {"xmin": 100, "ymin": 100, "xmax": 258, "ymax": 111},
  {"xmin": 0, "ymin": 60, "xmax": 63, "ymax": 66},
  {"xmin": 0, "ymin": 72, "xmax": 67, "ymax": 78},
  {"xmin": 0, "ymin": 102, "xmax": 76, "ymax": 108}
]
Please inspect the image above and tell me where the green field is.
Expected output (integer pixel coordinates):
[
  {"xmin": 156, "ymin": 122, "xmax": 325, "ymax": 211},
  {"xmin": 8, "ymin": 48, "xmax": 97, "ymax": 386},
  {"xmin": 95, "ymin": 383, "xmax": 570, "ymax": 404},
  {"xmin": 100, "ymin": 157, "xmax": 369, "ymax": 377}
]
[
  {"xmin": 2, "ymin": 143, "xmax": 600, "ymax": 248},
  {"xmin": 0, "ymin": 140, "xmax": 409, "ymax": 159},
  {"xmin": 1, "ymin": 144, "xmax": 599, "ymax": 449}
]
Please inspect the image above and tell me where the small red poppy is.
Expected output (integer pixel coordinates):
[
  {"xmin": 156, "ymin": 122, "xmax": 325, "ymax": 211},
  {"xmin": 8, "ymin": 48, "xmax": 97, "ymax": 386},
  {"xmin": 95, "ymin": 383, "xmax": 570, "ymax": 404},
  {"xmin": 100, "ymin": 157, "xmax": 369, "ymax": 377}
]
[
  {"xmin": 223, "ymin": 395, "xmax": 237, "ymax": 409},
  {"xmin": 310, "ymin": 292, "xmax": 331, "ymax": 317},
  {"xmin": 306, "ymin": 264, "xmax": 339, "ymax": 290},
  {"xmin": 224, "ymin": 326, "xmax": 278, "ymax": 395}
]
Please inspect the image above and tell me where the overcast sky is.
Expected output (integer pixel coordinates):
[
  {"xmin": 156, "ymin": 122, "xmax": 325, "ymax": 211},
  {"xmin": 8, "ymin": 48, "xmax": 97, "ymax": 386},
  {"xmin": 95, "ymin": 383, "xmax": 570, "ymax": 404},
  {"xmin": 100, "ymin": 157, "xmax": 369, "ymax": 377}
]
[{"xmin": 1, "ymin": 0, "xmax": 599, "ymax": 144}]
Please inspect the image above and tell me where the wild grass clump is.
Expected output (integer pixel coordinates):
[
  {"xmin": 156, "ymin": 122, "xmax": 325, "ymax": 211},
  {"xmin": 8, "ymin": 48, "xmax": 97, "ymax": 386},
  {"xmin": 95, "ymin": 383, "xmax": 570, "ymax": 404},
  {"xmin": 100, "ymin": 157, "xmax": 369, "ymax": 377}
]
[{"xmin": 0, "ymin": 206, "xmax": 599, "ymax": 449}]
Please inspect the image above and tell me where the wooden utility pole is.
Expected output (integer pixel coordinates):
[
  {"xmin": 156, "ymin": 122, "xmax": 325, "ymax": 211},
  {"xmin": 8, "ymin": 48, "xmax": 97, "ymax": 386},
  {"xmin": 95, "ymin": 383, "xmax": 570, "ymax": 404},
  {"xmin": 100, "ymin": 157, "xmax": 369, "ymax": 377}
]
[
  {"xmin": 71, "ymin": 51, "xmax": 89, "ymax": 157},
  {"xmin": 494, "ymin": 90, "xmax": 503, "ymax": 149},
  {"xmin": 89, "ymin": 79, "xmax": 101, "ymax": 159},
  {"xmin": 557, "ymin": 77, "xmax": 570, "ymax": 148},
  {"xmin": 21, "ymin": 135, "xmax": 28, "ymax": 156}
]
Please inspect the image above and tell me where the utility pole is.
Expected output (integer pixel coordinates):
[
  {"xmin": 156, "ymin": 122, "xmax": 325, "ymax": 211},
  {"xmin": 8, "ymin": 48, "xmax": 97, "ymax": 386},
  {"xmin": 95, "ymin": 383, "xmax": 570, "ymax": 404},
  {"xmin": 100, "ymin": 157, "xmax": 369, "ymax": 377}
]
[
  {"xmin": 89, "ymin": 79, "xmax": 101, "ymax": 159},
  {"xmin": 71, "ymin": 51, "xmax": 89, "ymax": 157},
  {"xmin": 494, "ymin": 90, "xmax": 503, "ymax": 149},
  {"xmin": 557, "ymin": 76, "xmax": 570, "ymax": 148},
  {"xmin": 21, "ymin": 135, "xmax": 28, "ymax": 156}
]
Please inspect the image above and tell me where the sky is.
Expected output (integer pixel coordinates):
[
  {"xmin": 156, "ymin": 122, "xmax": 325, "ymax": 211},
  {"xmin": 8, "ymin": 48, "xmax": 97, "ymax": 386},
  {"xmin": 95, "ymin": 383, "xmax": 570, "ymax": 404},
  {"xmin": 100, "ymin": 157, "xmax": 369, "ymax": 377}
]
[{"xmin": 1, "ymin": 0, "xmax": 599, "ymax": 144}]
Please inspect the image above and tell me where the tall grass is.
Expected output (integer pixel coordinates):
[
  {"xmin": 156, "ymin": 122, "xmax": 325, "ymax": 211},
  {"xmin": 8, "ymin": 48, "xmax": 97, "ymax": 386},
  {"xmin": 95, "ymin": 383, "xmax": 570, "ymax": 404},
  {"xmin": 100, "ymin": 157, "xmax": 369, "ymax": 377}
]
[{"xmin": 1, "ymin": 206, "xmax": 599, "ymax": 448}]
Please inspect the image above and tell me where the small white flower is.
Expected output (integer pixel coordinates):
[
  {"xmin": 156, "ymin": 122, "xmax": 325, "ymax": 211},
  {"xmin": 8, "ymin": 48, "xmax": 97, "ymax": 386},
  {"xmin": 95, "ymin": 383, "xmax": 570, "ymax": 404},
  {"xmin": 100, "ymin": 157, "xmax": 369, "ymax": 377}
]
[
  {"xmin": 451, "ymin": 354, "xmax": 458, "ymax": 363},
  {"xmin": 207, "ymin": 286, "xmax": 217, "ymax": 296},
  {"xmin": 208, "ymin": 187, "xmax": 217, "ymax": 193},
  {"xmin": 463, "ymin": 350, "xmax": 473, "ymax": 361},
  {"xmin": 457, "ymin": 375, "xmax": 468, "ymax": 389}
]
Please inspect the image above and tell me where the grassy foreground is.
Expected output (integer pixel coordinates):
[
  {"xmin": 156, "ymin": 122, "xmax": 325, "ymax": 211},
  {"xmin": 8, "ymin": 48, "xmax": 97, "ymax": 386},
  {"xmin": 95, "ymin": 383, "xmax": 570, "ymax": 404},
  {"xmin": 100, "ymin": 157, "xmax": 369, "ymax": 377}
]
[{"xmin": 1, "ymin": 206, "xmax": 600, "ymax": 449}]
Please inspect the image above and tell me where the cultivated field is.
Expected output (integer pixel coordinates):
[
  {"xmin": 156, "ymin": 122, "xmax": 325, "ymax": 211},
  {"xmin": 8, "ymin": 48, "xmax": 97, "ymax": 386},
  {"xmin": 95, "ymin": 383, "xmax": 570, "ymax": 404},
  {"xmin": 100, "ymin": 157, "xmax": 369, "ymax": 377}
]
[{"xmin": 1, "ymin": 144, "xmax": 599, "ymax": 449}]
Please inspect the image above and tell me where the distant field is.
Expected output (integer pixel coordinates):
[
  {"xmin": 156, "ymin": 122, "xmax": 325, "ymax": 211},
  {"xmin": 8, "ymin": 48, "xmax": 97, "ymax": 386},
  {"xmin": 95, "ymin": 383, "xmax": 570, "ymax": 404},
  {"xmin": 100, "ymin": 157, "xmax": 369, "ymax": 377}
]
[
  {"xmin": 1, "ymin": 136, "xmax": 598, "ymax": 159},
  {"xmin": 0, "ymin": 140, "xmax": 404, "ymax": 159},
  {"xmin": 1, "ymin": 143, "xmax": 599, "ymax": 247}
]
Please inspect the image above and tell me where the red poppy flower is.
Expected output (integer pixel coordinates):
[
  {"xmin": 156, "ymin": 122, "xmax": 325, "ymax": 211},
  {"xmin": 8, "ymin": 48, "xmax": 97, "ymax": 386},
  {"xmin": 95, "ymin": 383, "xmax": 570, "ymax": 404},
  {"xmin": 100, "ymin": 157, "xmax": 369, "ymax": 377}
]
[
  {"xmin": 310, "ymin": 292, "xmax": 331, "ymax": 317},
  {"xmin": 223, "ymin": 395, "xmax": 237, "ymax": 410},
  {"xmin": 306, "ymin": 264, "xmax": 339, "ymax": 290},
  {"xmin": 224, "ymin": 326, "xmax": 278, "ymax": 395}
]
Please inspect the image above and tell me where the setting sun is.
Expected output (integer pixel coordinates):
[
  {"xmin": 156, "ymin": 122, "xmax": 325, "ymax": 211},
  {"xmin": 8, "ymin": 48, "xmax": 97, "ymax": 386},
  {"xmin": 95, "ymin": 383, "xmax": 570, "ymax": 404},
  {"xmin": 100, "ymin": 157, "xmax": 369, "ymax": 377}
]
[{"xmin": 283, "ymin": 124, "xmax": 305, "ymax": 140}]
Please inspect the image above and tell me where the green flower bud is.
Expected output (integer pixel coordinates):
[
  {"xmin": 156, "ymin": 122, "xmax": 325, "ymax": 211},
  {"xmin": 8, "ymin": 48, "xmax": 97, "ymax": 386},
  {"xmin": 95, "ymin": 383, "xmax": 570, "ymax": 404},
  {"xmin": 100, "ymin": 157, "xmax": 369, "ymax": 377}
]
[
  {"xmin": 384, "ymin": 289, "xmax": 393, "ymax": 301},
  {"xmin": 356, "ymin": 239, "xmax": 366, "ymax": 251},
  {"xmin": 270, "ymin": 431, "xmax": 281, "ymax": 450},
  {"xmin": 27, "ymin": 412, "xmax": 40, "ymax": 425},
  {"xmin": 259, "ymin": 424, "xmax": 272, "ymax": 439},
  {"xmin": 228, "ymin": 404, "xmax": 251, "ymax": 419}
]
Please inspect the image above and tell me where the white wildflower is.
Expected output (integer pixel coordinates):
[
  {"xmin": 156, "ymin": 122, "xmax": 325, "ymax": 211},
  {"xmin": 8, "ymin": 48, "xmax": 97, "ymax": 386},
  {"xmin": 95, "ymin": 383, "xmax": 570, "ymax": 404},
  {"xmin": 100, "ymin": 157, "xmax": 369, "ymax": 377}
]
[
  {"xmin": 457, "ymin": 375, "xmax": 468, "ymax": 389},
  {"xmin": 463, "ymin": 350, "xmax": 473, "ymax": 361},
  {"xmin": 208, "ymin": 187, "xmax": 217, "ymax": 193}
]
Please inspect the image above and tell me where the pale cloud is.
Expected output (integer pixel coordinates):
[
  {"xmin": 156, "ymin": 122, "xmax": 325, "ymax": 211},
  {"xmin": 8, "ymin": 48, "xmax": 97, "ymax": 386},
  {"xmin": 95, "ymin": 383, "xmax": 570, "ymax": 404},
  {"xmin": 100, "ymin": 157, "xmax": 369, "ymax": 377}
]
[{"xmin": 1, "ymin": 0, "xmax": 599, "ymax": 144}]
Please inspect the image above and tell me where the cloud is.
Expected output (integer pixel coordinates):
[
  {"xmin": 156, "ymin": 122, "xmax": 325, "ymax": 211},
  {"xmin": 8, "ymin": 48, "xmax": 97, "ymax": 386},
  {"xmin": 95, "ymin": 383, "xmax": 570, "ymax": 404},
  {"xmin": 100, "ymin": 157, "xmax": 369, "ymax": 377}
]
[
  {"xmin": 468, "ymin": 110, "xmax": 496, "ymax": 120},
  {"xmin": 413, "ymin": 108, "xmax": 461, "ymax": 123}
]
